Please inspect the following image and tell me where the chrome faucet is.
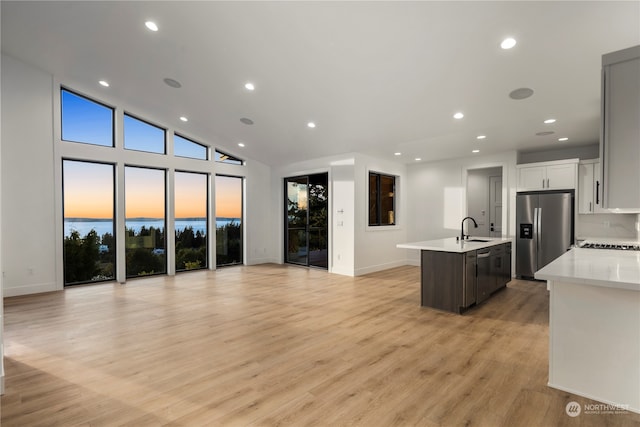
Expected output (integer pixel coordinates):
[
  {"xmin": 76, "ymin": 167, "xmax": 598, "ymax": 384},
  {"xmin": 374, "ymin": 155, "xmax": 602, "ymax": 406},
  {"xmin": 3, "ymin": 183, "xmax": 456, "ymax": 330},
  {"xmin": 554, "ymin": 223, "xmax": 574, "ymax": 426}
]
[{"xmin": 460, "ymin": 216, "xmax": 478, "ymax": 241}]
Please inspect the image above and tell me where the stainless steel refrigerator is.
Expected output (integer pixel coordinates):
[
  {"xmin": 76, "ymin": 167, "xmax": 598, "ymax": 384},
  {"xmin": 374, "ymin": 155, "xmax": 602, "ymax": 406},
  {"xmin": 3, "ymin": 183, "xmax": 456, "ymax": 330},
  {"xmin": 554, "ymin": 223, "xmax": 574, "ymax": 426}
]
[{"xmin": 516, "ymin": 190, "xmax": 574, "ymax": 279}]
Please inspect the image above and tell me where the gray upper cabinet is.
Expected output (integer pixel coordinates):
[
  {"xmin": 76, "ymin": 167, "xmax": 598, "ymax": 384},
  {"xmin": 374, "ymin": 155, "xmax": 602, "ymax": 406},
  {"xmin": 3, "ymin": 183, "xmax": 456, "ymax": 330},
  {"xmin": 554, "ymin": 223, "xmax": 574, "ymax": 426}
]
[{"xmin": 600, "ymin": 45, "xmax": 640, "ymax": 210}]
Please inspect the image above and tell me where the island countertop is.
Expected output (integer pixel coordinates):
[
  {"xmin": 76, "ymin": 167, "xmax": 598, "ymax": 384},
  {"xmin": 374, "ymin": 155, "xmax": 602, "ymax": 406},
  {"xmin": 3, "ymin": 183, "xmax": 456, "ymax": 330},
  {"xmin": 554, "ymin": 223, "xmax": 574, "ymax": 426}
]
[
  {"xmin": 397, "ymin": 237, "xmax": 512, "ymax": 253},
  {"xmin": 535, "ymin": 247, "xmax": 640, "ymax": 291}
]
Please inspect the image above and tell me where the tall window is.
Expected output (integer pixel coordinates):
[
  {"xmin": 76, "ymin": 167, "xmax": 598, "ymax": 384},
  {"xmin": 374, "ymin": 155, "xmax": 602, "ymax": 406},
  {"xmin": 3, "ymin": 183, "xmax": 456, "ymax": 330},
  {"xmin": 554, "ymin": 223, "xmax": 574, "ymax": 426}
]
[
  {"xmin": 369, "ymin": 172, "xmax": 396, "ymax": 226},
  {"xmin": 175, "ymin": 171, "xmax": 208, "ymax": 271},
  {"xmin": 63, "ymin": 160, "xmax": 115, "ymax": 285},
  {"xmin": 61, "ymin": 89, "xmax": 114, "ymax": 147},
  {"xmin": 125, "ymin": 166, "xmax": 166, "ymax": 277},
  {"xmin": 215, "ymin": 175, "xmax": 243, "ymax": 266},
  {"xmin": 124, "ymin": 114, "xmax": 166, "ymax": 154}
]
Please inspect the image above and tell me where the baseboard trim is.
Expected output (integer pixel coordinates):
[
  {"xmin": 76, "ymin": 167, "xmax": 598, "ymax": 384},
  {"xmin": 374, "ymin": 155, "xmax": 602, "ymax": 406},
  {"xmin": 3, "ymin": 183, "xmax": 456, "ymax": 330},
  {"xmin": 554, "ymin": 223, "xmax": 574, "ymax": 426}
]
[
  {"xmin": 354, "ymin": 259, "xmax": 408, "ymax": 276},
  {"xmin": 3, "ymin": 281, "xmax": 58, "ymax": 297}
]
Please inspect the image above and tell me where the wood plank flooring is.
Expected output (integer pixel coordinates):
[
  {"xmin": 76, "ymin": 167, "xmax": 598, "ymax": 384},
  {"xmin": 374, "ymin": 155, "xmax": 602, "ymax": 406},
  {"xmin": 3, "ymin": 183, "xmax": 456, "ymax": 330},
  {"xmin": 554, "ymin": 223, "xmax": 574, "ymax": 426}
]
[{"xmin": 2, "ymin": 264, "xmax": 639, "ymax": 426}]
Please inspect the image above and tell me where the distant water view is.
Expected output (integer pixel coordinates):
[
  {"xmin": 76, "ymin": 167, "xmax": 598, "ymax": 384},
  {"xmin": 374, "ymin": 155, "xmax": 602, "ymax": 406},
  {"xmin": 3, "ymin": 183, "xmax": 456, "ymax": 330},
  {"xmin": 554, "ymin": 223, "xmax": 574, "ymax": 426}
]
[{"xmin": 64, "ymin": 217, "xmax": 240, "ymax": 237}]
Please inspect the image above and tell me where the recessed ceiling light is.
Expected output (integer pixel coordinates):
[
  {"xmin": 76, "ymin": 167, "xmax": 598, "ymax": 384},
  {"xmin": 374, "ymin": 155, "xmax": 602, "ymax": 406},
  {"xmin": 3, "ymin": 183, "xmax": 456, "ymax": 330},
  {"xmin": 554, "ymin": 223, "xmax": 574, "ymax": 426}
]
[
  {"xmin": 240, "ymin": 117, "xmax": 254, "ymax": 125},
  {"xmin": 472, "ymin": 149, "xmax": 480, "ymax": 153},
  {"xmin": 501, "ymin": 37, "xmax": 517, "ymax": 49},
  {"xmin": 238, "ymin": 142, "xmax": 245, "ymax": 147},
  {"xmin": 394, "ymin": 152, "xmax": 402, "ymax": 156},
  {"xmin": 558, "ymin": 137, "xmax": 569, "ymax": 142},
  {"xmin": 476, "ymin": 135, "xmax": 486, "ymax": 140},
  {"xmin": 99, "ymin": 80, "xmax": 109, "ymax": 87},
  {"xmin": 509, "ymin": 87, "xmax": 534, "ymax": 100},
  {"xmin": 415, "ymin": 157, "xmax": 422, "ymax": 161},
  {"xmin": 307, "ymin": 122, "xmax": 316, "ymax": 128},
  {"xmin": 163, "ymin": 78, "xmax": 182, "ymax": 88},
  {"xmin": 145, "ymin": 21, "xmax": 158, "ymax": 32},
  {"xmin": 544, "ymin": 118, "xmax": 556, "ymax": 124},
  {"xmin": 453, "ymin": 112, "xmax": 464, "ymax": 119},
  {"xmin": 179, "ymin": 116, "xmax": 188, "ymax": 122},
  {"xmin": 244, "ymin": 82, "xmax": 255, "ymax": 91}
]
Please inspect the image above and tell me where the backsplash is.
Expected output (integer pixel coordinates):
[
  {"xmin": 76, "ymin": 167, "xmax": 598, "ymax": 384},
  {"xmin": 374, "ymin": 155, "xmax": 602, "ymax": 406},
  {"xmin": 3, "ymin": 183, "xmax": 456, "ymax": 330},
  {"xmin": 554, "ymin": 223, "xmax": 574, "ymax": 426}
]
[{"xmin": 576, "ymin": 213, "xmax": 639, "ymax": 240}]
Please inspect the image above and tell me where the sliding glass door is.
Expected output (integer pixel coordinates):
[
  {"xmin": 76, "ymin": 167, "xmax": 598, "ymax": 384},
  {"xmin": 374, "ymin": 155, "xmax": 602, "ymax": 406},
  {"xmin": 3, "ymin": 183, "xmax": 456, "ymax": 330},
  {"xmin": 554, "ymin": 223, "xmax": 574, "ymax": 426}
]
[{"xmin": 284, "ymin": 173, "xmax": 328, "ymax": 269}]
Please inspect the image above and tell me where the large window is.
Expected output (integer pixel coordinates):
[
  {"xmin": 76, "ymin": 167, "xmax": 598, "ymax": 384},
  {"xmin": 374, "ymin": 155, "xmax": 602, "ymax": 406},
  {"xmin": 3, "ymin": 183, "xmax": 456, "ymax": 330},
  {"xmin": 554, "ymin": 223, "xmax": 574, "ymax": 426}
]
[
  {"xmin": 61, "ymin": 89, "xmax": 114, "ymax": 147},
  {"xmin": 124, "ymin": 114, "xmax": 166, "ymax": 154},
  {"xmin": 125, "ymin": 166, "xmax": 166, "ymax": 277},
  {"xmin": 368, "ymin": 172, "xmax": 396, "ymax": 226},
  {"xmin": 174, "ymin": 134, "xmax": 208, "ymax": 160},
  {"xmin": 215, "ymin": 175, "xmax": 243, "ymax": 266},
  {"xmin": 63, "ymin": 160, "xmax": 115, "ymax": 285},
  {"xmin": 175, "ymin": 171, "xmax": 208, "ymax": 271}
]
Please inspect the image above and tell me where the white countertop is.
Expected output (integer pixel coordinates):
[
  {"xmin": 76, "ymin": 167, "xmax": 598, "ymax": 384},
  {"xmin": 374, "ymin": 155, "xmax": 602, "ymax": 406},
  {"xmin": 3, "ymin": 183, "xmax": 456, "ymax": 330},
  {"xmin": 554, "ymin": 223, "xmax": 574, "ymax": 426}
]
[
  {"xmin": 535, "ymin": 247, "xmax": 640, "ymax": 291},
  {"xmin": 397, "ymin": 237, "xmax": 512, "ymax": 253}
]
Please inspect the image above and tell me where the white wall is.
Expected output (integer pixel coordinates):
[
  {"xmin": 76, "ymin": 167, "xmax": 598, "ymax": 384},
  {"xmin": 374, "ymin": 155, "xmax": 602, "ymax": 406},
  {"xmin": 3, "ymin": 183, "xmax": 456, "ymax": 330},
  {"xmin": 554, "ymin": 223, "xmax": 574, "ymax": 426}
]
[
  {"xmin": 402, "ymin": 151, "xmax": 517, "ymax": 265},
  {"xmin": 273, "ymin": 152, "xmax": 407, "ymax": 276},
  {"xmin": 353, "ymin": 153, "xmax": 407, "ymax": 276},
  {"xmin": 576, "ymin": 213, "xmax": 638, "ymax": 240},
  {"xmin": 1, "ymin": 54, "xmax": 274, "ymax": 296},
  {"xmin": 1, "ymin": 54, "xmax": 57, "ymax": 296}
]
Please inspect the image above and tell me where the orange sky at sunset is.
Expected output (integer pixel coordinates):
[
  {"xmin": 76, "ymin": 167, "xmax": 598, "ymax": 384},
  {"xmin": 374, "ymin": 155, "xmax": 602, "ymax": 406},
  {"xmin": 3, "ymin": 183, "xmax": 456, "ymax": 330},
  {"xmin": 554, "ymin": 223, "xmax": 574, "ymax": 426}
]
[
  {"xmin": 63, "ymin": 161, "xmax": 113, "ymax": 218},
  {"xmin": 125, "ymin": 167, "xmax": 165, "ymax": 218},
  {"xmin": 215, "ymin": 175, "xmax": 242, "ymax": 218},
  {"xmin": 64, "ymin": 161, "xmax": 242, "ymax": 219},
  {"xmin": 175, "ymin": 171, "xmax": 206, "ymax": 218}
]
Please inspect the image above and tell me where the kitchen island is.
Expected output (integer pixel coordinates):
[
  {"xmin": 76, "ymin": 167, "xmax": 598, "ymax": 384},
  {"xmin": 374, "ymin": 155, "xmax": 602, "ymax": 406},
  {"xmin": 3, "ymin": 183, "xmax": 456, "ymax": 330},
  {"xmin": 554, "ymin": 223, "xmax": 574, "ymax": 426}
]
[
  {"xmin": 535, "ymin": 246, "xmax": 640, "ymax": 414},
  {"xmin": 397, "ymin": 237, "xmax": 512, "ymax": 314}
]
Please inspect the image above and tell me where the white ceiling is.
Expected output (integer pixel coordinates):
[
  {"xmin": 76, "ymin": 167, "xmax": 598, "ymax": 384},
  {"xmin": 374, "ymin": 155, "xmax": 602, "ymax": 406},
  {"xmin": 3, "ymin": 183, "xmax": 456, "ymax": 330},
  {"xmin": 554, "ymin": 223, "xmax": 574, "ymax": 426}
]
[{"xmin": 2, "ymin": 1, "xmax": 639, "ymax": 167}]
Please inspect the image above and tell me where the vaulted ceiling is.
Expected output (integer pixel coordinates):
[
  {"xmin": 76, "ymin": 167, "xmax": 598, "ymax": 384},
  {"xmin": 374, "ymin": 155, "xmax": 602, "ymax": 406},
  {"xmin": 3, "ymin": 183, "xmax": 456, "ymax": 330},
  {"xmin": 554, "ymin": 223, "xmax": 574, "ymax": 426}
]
[{"xmin": 2, "ymin": 1, "xmax": 639, "ymax": 167}]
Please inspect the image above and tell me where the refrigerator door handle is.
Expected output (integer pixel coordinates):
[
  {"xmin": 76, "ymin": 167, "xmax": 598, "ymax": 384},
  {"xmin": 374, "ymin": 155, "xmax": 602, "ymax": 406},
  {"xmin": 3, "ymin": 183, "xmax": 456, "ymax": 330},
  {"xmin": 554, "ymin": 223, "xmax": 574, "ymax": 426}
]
[{"xmin": 537, "ymin": 208, "xmax": 542, "ymax": 242}]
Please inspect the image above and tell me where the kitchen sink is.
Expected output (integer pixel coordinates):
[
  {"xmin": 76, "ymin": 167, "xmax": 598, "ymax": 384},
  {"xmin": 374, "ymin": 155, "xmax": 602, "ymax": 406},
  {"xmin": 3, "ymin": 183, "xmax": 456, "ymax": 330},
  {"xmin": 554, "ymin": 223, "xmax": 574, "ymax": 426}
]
[{"xmin": 467, "ymin": 239, "xmax": 490, "ymax": 242}]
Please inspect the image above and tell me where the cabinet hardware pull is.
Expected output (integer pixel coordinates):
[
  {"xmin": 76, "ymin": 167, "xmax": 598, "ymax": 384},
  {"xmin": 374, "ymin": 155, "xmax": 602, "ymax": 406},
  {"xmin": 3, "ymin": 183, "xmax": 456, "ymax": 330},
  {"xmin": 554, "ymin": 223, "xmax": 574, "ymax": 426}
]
[{"xmin": 596, "ymin": 181, "xmax": 600, "ymax": 204}]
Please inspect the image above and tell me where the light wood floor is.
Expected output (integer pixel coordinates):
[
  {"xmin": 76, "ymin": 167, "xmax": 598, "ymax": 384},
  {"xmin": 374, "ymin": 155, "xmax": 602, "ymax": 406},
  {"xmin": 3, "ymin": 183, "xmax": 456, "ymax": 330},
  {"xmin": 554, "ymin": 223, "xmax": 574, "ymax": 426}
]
[{"xmin": 2, "ymin": 264, "xmax": 639, "ymax": 426}]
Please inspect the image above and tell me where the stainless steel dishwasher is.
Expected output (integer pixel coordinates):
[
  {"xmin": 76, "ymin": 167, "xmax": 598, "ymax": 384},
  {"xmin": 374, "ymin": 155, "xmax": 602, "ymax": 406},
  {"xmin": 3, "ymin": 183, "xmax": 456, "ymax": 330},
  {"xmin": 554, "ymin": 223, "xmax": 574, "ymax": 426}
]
[{"xmin": 476, "ymin": 248, "xmax": 493, "ymax": 304}]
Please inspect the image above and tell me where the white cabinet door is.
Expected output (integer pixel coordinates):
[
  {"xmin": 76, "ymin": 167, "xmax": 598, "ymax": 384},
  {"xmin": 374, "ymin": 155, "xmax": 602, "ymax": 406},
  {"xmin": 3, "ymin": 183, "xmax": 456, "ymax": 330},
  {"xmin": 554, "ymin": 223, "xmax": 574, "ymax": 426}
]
[
  {"xmin": 601, "ymin": 46, "xmax": 640, "ymax": 209},
  {"xmin": 518, "ymin": 166, "xmax": 545, "ymax": 191},
  {"xmin": 546, "ymin": 163, "xmax": 576, "ymax": 190},
  {"xmin": 578, "ymin": 162, "xmax": 595, "ymax": 214}
]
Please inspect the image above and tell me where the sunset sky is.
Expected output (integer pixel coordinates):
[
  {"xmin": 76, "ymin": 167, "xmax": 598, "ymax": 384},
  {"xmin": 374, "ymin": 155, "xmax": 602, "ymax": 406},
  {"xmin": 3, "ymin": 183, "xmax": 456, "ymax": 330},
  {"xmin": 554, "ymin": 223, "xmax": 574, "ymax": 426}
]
[
  {"xmin": 215, "ymin": 175, "xmax": 242, "ymax": 218},
  {"xmin": 175, "ymin": 171, "xmax": 207, "ymax": 218},
  {"xmin": 63, "ymin": 161, "xmax": 242, "ymax": 219},
  {"xmin": 125, "ymin": 166, "xmax": 165, "ymax": 218},
  {"xmin": 62, "ymin": 90, "xmax": 242, "ymax": 221},
  {"xmin": 63, "ymin": 160, "xmax": 113, "ymax": 218}
]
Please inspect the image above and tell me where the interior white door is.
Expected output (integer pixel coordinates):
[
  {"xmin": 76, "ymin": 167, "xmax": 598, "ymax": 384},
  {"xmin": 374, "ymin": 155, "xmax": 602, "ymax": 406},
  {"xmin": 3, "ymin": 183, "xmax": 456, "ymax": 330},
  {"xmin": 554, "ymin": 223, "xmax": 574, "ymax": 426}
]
[{"xmin": 489, "ymin": 175, "xmax": 502, "ymax": 237}]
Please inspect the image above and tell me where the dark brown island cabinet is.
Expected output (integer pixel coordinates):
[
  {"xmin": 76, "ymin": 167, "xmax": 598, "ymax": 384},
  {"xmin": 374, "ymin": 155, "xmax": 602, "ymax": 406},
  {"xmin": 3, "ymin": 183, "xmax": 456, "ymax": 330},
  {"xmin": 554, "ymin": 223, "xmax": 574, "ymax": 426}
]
[{"xmin": 420, "ymin": 242, "xmax": 512, "ymax": 314}]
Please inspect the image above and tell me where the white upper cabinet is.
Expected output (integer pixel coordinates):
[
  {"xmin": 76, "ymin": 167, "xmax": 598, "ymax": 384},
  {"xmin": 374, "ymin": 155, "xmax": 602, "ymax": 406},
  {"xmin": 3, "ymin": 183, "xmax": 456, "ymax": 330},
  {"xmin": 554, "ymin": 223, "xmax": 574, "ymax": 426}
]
[
  {"xmin": 517, "ymin": 159, "xmax": 578, "ymax": 191},
  {"xmin": 600, "ymin": 45, "xmax": 640, "ymax": 210},
  {"xmin": 578, "ymin": 159, "xmax": 604, "ymax": 214}
]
